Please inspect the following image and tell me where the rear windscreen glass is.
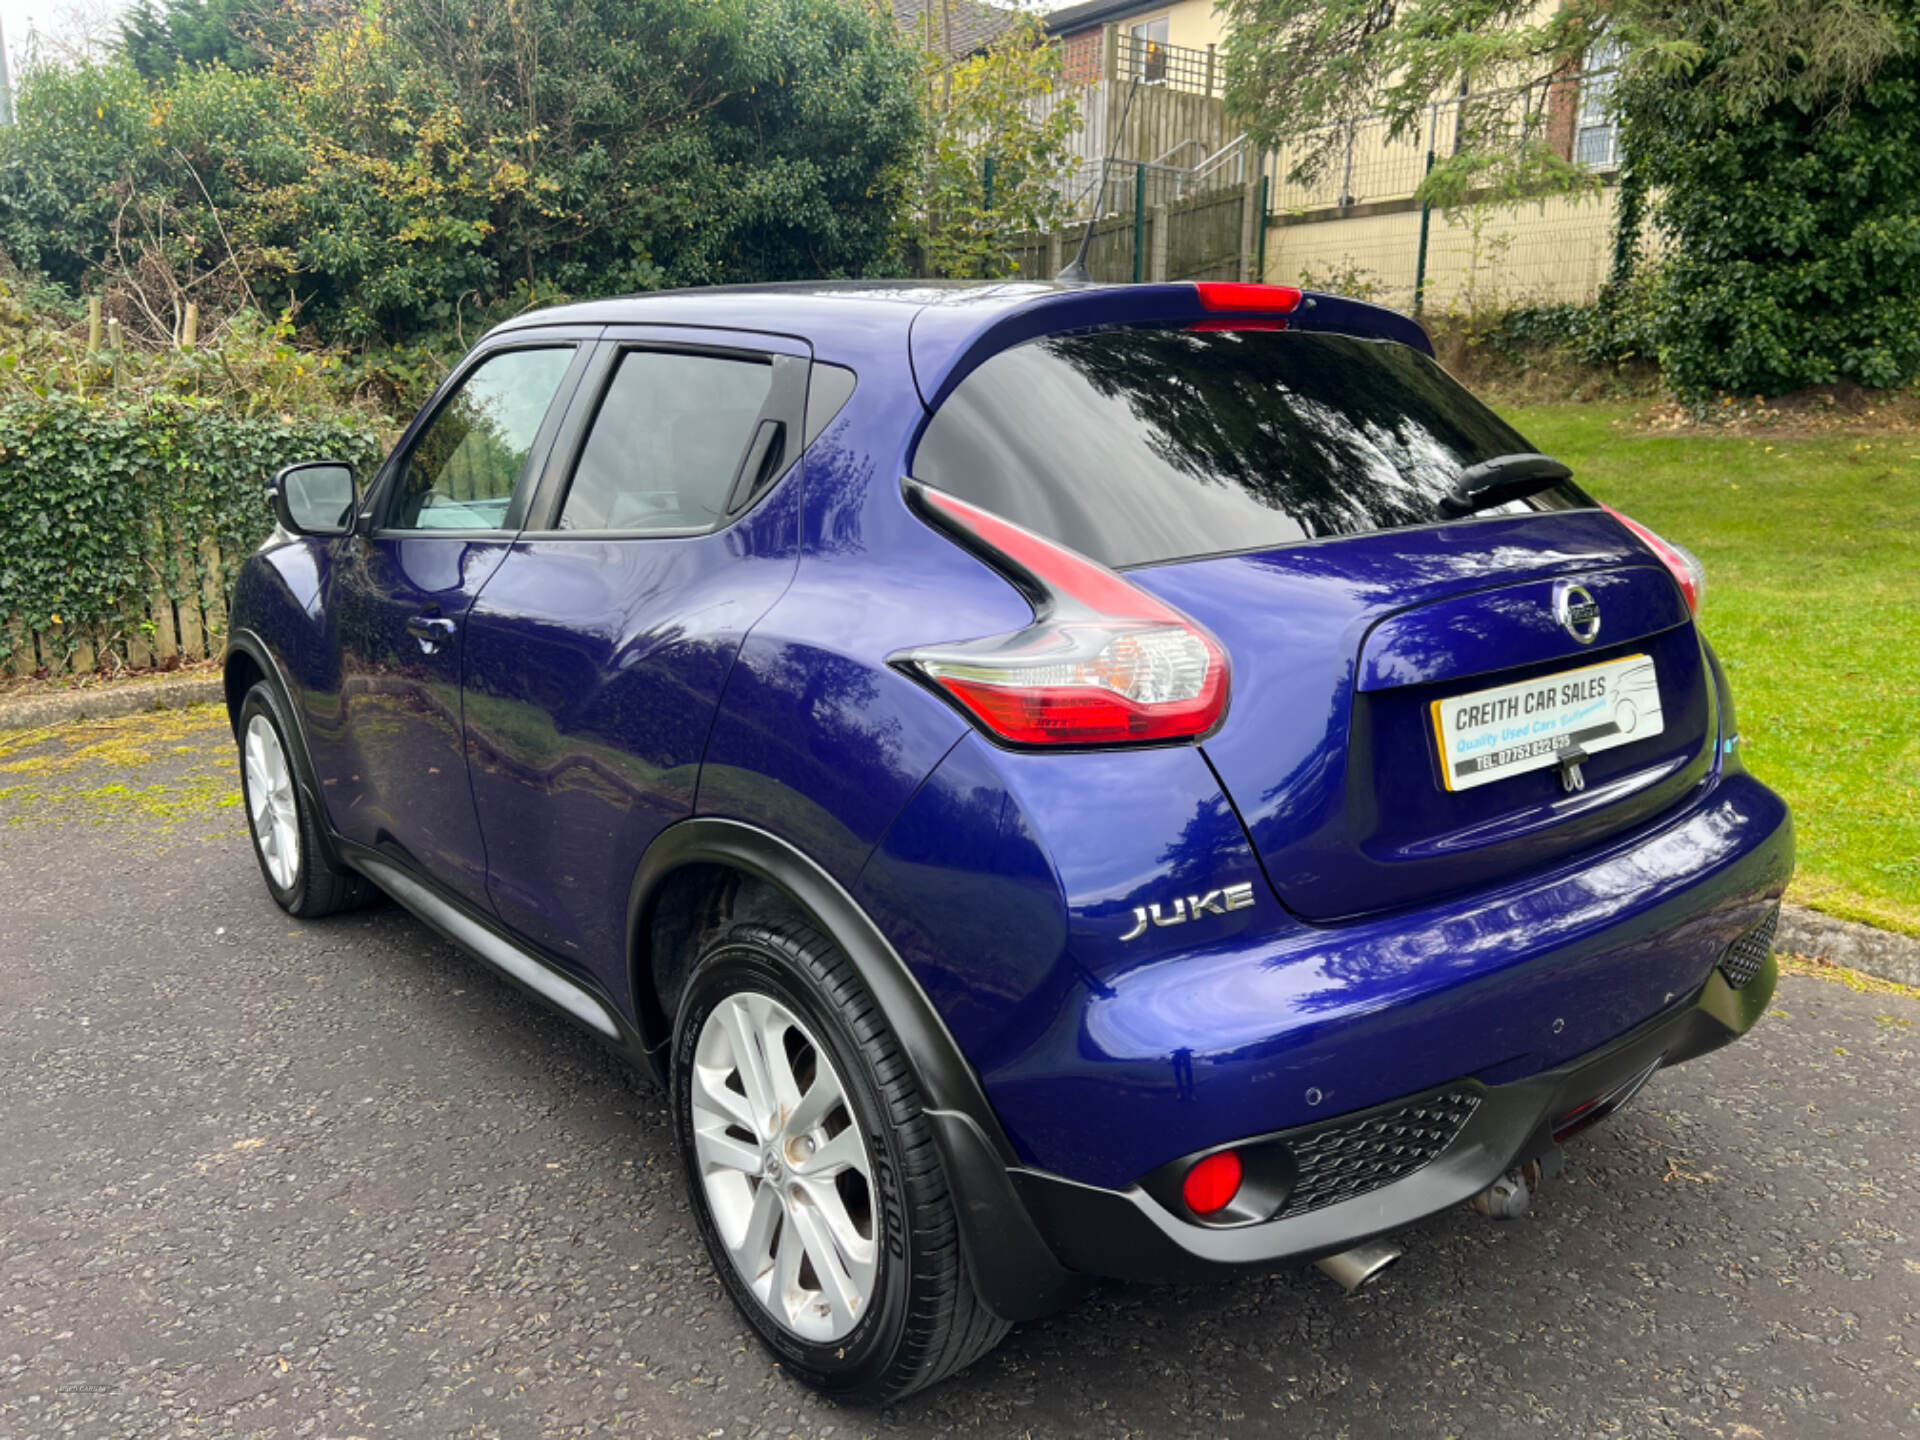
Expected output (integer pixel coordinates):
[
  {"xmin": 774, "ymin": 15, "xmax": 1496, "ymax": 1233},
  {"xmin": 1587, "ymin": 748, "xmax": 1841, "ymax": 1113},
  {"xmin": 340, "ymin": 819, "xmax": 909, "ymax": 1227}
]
[{"xmin": 910, "ymin": 327, "xmax": 1573, "ymax": 568}]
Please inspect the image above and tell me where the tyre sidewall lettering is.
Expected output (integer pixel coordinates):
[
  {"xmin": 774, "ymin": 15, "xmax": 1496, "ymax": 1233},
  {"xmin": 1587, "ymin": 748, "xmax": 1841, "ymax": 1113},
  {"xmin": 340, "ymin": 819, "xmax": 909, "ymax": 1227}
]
[{"xmin": 872, "ymin": 1150, "xmax": 906, "ymax": 1263}]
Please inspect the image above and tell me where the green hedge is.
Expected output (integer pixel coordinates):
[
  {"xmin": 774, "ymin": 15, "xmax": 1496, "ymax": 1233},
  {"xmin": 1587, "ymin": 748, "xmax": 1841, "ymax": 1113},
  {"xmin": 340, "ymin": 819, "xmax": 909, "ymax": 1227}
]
[
  {"xmin": 0, "ymin": 394, "xmax": 383, "ymax": 673},
  {"xmin": 1622, "ymin": 19, "xmax": 1920, "ymax": 399}
]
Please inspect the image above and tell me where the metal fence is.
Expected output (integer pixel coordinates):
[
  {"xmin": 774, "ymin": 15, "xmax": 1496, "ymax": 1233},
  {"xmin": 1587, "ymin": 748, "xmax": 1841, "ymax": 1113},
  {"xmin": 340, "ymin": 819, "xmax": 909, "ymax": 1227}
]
[
  {"xmin": 1008, "ymin": 176, "xmax": 1255, "ymax": 285},
  {"xmin": 1262, "ymin": 74, "xmax": 1616, "ymax": 213},
  {"xmin": 1265, "ymin": 191, "xmax": 1626, "ymax": 314},
  {"xmin": 1258, "ymin": 74, "xmax": 1630, "ymax": 312},
  {"xmin": 1024, "ymin": 33, "xmax": 1631, "ymax": 311}
]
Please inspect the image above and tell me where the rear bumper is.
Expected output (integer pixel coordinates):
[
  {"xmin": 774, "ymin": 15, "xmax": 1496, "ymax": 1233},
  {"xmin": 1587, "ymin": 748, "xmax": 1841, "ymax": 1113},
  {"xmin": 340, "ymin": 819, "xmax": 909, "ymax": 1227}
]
[
  {"xmin": 931, "ymin": 769, "xmax": 1791, "ymax": 1318},
  {"xmin": 978, "ymin": 769, "xmax": 1794, "ymax": 1188},
  {"xmin": 997, "ymin": 952, "xmax": 1774, "ymax": 1285}
]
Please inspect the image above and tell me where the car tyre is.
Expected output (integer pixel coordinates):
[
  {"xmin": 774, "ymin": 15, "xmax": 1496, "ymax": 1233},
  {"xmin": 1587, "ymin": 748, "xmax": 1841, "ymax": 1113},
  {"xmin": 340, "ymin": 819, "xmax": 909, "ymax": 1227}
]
[
  {"xmin": 236, "ymin": 681, "xmax": 373, "ymax": 918},
  {"xmin": 672, "ymin": 918, "xmax": 1010, "ymax": 1402}
]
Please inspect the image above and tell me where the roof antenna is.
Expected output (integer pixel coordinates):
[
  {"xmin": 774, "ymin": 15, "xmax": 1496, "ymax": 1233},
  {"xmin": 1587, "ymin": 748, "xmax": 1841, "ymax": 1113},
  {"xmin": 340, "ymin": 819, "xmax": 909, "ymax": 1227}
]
[{"xmin": 1056, "ymin": 71, "xmax": 1144, "ymax": 283}]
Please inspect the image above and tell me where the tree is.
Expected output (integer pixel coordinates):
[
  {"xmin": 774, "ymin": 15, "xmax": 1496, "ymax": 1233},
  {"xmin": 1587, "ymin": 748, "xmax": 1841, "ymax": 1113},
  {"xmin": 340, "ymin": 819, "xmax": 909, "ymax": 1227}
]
[
  {"xmin": 917, "ymin": 14, "xmax": 1079, "ymax": 278},
  {"xmin": 0, "ymin": 57, "xmax": 298, "ymax": 311},
  {"xmin": 0, "ymin": 0, "xmax": 925, "ymax": 350},
  {"xmin": 247, "ymin": 0, "xmax": 924, "ymax": 338},
  {"xmin": 1220, "ymin": 1, "xmax": 1902, "ymax": 205},
  {"xmin": 118, "ymin": 0, "xmax": 279, "ymax": 78},
  {"xmin": 1621, "ymin": 5, "xmax": 1920, "ymax": 396},
  {"xmin": 1217, "ymin": 0, "xmax": 1914, "ymax": 395}
]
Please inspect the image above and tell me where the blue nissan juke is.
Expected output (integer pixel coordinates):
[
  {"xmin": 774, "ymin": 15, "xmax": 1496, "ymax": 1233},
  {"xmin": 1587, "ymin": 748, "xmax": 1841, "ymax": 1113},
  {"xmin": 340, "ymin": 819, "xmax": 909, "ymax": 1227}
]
[{"xmin": 224, "ymin": 281, "xmax": 1792, "ymax": 1401}]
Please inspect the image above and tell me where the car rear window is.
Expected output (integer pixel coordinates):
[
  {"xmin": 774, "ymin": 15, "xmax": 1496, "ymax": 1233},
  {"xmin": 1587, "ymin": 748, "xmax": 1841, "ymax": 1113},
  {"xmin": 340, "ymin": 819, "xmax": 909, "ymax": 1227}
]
[{"xmin": 910, "ymin": 327, "xmax": 1576, "ymax": 568}]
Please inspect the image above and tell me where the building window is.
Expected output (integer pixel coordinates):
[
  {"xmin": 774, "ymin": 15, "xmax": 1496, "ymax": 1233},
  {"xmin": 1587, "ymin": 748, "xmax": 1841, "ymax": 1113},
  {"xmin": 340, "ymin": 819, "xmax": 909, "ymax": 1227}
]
[
  {"xmin": 1575, "ymin": 41, "xmax": 1621, "ymax": 171},
  {"xmin": 1130, "ymin": 16, "xmax": 1169, "ymax": 84}
]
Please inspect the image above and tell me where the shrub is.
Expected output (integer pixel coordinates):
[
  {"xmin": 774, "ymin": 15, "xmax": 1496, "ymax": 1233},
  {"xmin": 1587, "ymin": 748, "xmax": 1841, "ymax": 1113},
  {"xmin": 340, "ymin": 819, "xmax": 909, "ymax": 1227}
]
[
  {"xmin": 918, "ymin": 15, "xmax": 1079, "ymax": 279},
  {"xmin": 1625, "ymin": 9, "xmax": 1920, "ymax": 399},
  {"xmin": 1488, "ymin": 272, "xmax": 1662, "ymax": 371}
]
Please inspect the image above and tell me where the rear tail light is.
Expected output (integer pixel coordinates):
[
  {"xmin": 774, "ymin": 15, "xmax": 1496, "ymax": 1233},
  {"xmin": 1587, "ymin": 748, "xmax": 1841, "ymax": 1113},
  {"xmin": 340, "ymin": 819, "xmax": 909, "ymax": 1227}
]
[
  {"xmin": 1181, "ymin": 1149, "xmax": 1243, "ymax": 1215},
  {"xmin": 1604, "ymin": 505, "xmax": 1706, "ymax": 614},
  {"xmin": 895, "ymin": 485, "xmax": 1230, "ymax": 746}
]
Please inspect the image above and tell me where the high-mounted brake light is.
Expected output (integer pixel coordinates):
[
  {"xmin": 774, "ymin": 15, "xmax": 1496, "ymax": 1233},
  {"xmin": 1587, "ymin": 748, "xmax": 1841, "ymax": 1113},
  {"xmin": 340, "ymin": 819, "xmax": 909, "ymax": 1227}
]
[
  {"xmin": 1194, "ymin": 282, "xmax": 1303, "ymax": 314},
  {"xmin": 895, "ymin": 487, "xmax": 1230, "ymax": 746},
  {"xmin": 1603, "ymin": 504, "xmax": 1706, "ymax": 614}
]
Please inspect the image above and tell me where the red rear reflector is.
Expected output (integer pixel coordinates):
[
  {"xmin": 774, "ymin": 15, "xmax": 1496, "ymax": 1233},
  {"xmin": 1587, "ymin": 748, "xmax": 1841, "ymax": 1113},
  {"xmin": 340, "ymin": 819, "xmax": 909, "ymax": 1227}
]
[
  {"xmin": 898, "ymin": 487, "xmax": 1230, "ymax": 746},
  {"xmin": 1552, "ymin": 1098, "xmax": 1602, "ymax": 1144},
  {"xmin": 1182, "ymin": 1149, "xmax": 1243, "ymax": 1215},
  {"xmin": 1603, "ymin": 505, "xmax": 1706, "ymax": 614},
  {"xmin": 1194, "ymin": 282, "xmax": 1303, "ymax": 314}
]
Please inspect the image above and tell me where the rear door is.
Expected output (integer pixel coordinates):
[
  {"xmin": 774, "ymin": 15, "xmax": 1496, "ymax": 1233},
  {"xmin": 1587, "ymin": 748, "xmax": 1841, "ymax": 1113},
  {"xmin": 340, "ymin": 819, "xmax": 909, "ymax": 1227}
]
[
  {"xmin": 461, "ymin": 328, "xmax": 811, "ymax": 988},
  {"xmin": 909, "ymin": 325, "xmax": 1715, "ymax": 921},
  {"xmin": 308, "ymin": 335, "xmax": 591, "ymax": 909}
]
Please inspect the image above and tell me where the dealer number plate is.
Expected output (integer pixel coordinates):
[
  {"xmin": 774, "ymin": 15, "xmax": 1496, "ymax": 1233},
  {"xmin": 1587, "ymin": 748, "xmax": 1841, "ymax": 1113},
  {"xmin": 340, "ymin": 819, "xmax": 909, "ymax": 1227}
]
[{"xmin": 1432, "ymin": 654, "xmax": 1663, "ymax": 792}]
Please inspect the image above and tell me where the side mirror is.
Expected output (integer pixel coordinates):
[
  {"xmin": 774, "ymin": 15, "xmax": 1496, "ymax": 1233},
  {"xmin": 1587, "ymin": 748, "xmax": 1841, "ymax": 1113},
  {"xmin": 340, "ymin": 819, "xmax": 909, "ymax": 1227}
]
[{"xmin": 269, "ymin": 461, "xmax": 359, "ymax": 537}]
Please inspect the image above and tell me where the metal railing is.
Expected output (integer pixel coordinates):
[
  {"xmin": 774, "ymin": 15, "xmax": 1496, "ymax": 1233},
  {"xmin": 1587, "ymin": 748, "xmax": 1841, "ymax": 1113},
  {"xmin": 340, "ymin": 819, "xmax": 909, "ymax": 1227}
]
[
  {"xmin": 1184, "ymin": 133, "xmax": 1255, "ymax": 197},
  {"xmin": 1262, "ymin": 71, "xmax": 1619, "ymax": 215},
  {"xmin": 1112, "ymin": 32, "xmax": 1223, "ymax": 98}
]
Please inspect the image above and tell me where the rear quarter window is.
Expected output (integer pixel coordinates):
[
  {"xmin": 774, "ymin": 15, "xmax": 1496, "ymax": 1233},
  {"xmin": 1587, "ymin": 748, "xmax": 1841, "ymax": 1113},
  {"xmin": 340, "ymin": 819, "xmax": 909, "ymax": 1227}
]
[{"xmin": 910, "ymin": 327, "xmax": 1581, "ymax": 568}]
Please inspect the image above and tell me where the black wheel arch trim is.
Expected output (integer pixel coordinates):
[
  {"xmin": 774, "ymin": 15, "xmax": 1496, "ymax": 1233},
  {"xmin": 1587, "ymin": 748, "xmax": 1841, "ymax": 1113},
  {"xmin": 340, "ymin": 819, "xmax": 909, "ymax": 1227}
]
[
  {"xmin": 625, "ymin": 817, "xmax": 1010, "ymax": 1149},
  {"xmin": 224, "ymin": 628, "xmax": 349, "ymax": 873},
  {"xmin": 625, "ymin": 815, "xmax": 1087, "ymax": 1321}
]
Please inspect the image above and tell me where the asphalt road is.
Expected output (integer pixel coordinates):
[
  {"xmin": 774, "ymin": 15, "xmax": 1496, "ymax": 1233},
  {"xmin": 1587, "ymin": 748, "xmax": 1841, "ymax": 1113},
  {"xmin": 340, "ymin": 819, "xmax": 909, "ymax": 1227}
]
[{"xmin": 2, "ymin": 706, "xmax": 1916, "ymax": 1439}]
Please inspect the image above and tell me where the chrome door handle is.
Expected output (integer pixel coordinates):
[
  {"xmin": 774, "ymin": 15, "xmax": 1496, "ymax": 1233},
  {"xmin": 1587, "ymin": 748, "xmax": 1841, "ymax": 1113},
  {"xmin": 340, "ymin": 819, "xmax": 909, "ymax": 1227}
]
[{"xmin": 406, "ymin": 615, "xmax": 457, "ymax": 652}]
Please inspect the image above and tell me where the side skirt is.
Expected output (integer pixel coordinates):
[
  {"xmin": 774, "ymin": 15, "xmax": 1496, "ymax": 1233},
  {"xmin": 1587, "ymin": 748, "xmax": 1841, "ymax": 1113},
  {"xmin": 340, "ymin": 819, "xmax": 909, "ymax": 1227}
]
[{"xmin": 343, "ymin": 845, "xmax": 653, "ymax": 1068}]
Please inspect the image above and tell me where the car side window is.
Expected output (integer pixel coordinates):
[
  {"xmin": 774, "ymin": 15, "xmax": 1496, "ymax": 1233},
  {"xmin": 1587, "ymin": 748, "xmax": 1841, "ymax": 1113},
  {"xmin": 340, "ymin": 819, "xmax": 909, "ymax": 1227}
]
[
  {"xmin": 557, "ymin": 350, "xmax": 776, "ymax": 533},
  {"xmin": 387, "ymin": 346, "xmax": 577, "ymax": 531}
]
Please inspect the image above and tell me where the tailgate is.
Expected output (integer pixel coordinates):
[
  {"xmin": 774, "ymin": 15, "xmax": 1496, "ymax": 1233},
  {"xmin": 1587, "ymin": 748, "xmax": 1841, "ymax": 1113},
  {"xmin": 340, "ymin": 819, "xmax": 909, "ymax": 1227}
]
[{"xmin": 1133, "ymin": 511, "xmax": 1716, "ymax": 921}]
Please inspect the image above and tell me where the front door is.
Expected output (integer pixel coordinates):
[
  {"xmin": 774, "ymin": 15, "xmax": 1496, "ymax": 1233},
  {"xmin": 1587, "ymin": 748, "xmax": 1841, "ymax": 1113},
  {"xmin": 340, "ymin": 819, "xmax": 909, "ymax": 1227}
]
[{"xmin": 308, "ymin": 339, "xmax": 589, "ymax": 909}]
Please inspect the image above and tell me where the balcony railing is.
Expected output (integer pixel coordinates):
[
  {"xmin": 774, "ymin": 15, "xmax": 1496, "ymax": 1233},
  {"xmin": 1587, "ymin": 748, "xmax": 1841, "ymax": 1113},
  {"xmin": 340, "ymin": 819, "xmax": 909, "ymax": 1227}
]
[{"xmin": 1112, "ymin": 32, "xmax": 1223, "ymax": 99}]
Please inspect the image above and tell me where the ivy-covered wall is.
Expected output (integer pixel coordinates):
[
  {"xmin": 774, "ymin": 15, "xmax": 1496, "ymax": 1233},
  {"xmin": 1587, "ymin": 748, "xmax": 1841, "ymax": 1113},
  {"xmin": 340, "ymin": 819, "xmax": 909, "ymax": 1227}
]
[{"xmin": 0, "ymin": 395, "xmax": 383, "ymax": 676}]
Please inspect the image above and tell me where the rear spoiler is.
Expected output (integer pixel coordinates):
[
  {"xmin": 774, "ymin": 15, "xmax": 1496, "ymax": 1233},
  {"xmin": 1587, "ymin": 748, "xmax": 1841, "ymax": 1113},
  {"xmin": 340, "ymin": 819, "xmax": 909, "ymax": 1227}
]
[{"xmin": 906, "ymin": 281, "xmax": 1434, "ymax": 412}]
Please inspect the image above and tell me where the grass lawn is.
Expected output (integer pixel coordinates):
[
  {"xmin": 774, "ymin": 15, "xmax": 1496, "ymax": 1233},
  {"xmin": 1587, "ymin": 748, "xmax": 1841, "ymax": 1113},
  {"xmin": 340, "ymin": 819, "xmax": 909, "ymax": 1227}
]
[{"xmin": 1502, "ymin": 403, "xmax": 1920, "ymax": 937}]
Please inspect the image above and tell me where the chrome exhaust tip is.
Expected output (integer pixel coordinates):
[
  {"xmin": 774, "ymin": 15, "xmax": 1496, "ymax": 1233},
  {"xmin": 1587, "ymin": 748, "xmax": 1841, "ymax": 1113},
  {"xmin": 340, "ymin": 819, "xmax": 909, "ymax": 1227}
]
[{"xmin": 1313, "ymin": 1239, "xmax": 1404, "ymax": 1294}]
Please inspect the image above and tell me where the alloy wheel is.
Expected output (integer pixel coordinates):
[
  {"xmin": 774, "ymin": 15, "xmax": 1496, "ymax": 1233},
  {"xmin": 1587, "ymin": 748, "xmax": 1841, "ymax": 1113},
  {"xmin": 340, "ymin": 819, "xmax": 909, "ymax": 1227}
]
[
  {"xmin": 243, "ymin": 713, "xmax": 300, "ymax": 891},
  {"xmin": 689, "ymin": 990, "xmax": 878, "ymax": 1343}
]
